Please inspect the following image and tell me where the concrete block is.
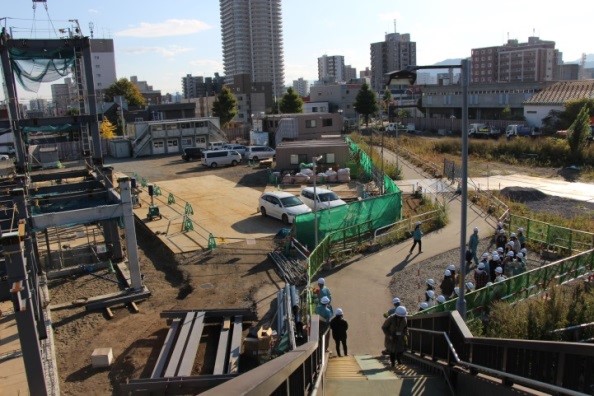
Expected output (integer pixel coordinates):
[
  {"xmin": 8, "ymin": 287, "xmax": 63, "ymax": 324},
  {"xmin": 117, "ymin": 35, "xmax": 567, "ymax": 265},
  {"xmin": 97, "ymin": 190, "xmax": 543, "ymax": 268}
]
[{"xmin": 91, "ymin": 348, "xmax": 113, "ymax": 368}]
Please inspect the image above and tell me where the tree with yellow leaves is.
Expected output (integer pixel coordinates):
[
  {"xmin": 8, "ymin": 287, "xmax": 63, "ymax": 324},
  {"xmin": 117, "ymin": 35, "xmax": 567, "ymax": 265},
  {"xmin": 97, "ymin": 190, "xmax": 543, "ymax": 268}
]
[{"xmin": 100, "ymin": 117, "xmax": 117, "ymax": 139}]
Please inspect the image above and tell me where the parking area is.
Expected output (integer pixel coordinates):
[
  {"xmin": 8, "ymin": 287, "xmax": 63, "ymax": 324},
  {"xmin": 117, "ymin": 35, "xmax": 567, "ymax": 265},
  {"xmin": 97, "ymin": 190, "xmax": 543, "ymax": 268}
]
[{"xmin": 109, "ymin": 154, "xmax": 358, "ymax": 253}]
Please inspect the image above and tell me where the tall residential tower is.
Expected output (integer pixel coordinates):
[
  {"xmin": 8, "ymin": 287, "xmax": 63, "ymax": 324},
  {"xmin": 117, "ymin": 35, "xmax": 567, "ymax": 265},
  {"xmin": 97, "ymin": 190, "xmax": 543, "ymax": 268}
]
[
  {"xmin": 219, "ymin": 0, "xmax": 285, "ymax": 99},
  {"xmin": 370, "ymin": 32, "xmax": 416, "ymax": 92}
]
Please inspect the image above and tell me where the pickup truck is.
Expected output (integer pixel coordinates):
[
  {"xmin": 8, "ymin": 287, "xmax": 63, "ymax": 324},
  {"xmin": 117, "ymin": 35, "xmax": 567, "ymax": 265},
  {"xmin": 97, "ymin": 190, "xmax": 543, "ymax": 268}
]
[
  {"xmin": 505, "ymin": 124, "xmax": 540, "ymax": 138},
  {"xmin": 468, "ymin": 123, "xmax": 501, "ymax": 139}
]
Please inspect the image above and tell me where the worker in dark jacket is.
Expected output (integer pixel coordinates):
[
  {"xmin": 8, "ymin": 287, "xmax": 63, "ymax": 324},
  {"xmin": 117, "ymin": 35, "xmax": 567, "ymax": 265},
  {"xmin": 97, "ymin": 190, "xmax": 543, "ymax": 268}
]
[
  {"xmin": 382, "ymin": 306, "xmax": 409, "ymax": 367},
  {"xmin": 330, "ymin": 308, "xmax": 349, "ymax": 357}
]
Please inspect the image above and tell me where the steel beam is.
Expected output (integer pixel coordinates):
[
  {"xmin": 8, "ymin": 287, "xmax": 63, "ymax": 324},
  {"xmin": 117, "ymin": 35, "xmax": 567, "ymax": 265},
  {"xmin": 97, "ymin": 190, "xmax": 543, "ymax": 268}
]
[
  {"xmin": 177, "ymin": 312, "xmax": 205, "ymax": 376},
  {"xmin": 31, "ymin": 203, "xmax": 124, "ymax": 230},
  {"xmin": 30, "ymin": 169, "xmax": 90, "ymax": 183}
]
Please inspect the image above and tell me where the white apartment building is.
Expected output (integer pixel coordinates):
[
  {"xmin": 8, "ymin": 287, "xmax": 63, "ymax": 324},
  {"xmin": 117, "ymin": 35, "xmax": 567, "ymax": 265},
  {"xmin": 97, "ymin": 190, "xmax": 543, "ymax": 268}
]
[
  {"xmin": 370, "ymin": 32, "xmax": 416, "ymax": 92},
  {"xmin": 318, "ymin": 55, "xmax": 345, "ymax": 83},
  {"xmin": 89, "ymin": 39, "xmax": 117, "ymax": 92},
  {"xmin": 293, "ymin": 78, "xmax": 309, "ymax": 97}
]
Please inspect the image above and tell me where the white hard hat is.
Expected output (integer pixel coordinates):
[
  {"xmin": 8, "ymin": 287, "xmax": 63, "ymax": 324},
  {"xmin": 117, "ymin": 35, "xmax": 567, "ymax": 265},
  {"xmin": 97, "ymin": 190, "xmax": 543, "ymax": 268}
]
[
  {"xmin": 497, "ymin": 247, "xmax": 504, "ymax": 253},
  {"xmin": 495, "ymin": 266, "xmax": 503, "ymax": 274},
  {"xmin": 426, "ymin": 290, "xmax": 435, "ymax": 299},
  {"xmin": 510, "ymin": 232, "xmax": 516, "ymax": 237},
  {"xmin": 477, "ymin": 262, "xmax": 485, "ymax": 270},
  {"xmin": 486, "ymin": 282, "xmax": 493, "ymax": 287},
  {"xmin": 392, "ymin": 297, "xmax": 401, "ymax": 305},
  {"xmin": 466, "ymin": 281, "xmax": 475, "ymax": 290},
  {"xmin": 415, "ymin": 221, "xmax": 421, "ymax": 226},
  {"xmin": 493, "ymin": 254, "xmax": 500, "ymax": 261},
  {"xmin": 321, "ymin": 296, "xmax": 330, "ymax": 304},
  {"xmin": 499, "ymin": 229, "xmax": 505, "ymax": 234},
  {"xmin": 426, "ymin": 278, "xmax": 436, "ymax": 287},
  {"xmin": 454, "ymin": 287, "xmax": 460, "ymax": 296},
  {"xmin": 498, "ymin": 221, "xmax": 503, "ymax": 226},
  {"xmin": 521, "ymin": 248, "xmax": 528, "ymax": 254},
  {"xmin": 444, "ymin": 269, "xmax": 452, "ymax": 277},
  {"xmin": 335, "ymin": 308, "xmax": 343, "ymax": 316},
  {"xmin": 507, "ymin": 250, "xmax": 515, "ymax": 257},
  {"xmin": 518, "ymin": 228, "xmax": 524, "ymax": 232},
  {"xmin": 419, "ymin": 302, "xmax": 429, "ymax": 309},
  {"xmin": 447, "ymin": 264, "xmax": 456, "ymax": 272},
  {"xmin": 473, "ymin": 227, "xmax": 479, "ymax": 233},
  {"xmin": 396, "ymin": 306, "xmax": 408, "ymax": 316},
  {"xmin": 508, "ymin": 241, "xmax": 515, "ymax": 247},
  {"xmin": 482, "ymin": 252, "xmax": 489, "ymax": 258},
  {"xmin": 516, "ymin": 252, "xmax": 523, "ymax": 259},
  {"xmin": 318, "ymin": 278, "xmax": 325, "ymax": 285},
  {"xmin": 437, "ymin": 295, "xmax": 446, "ymax": 303}
]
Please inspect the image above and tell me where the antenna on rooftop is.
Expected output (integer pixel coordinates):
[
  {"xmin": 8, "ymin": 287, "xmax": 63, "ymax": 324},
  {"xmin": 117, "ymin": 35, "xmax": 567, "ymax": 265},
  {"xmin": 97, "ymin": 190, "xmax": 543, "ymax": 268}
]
[
  {"xmin": 89, "ymin": 22, "xmax": 94, "ymax": 38},
  {"xmin": 394, "ymin": 19, "xmax": 397, "ymax": 33}
]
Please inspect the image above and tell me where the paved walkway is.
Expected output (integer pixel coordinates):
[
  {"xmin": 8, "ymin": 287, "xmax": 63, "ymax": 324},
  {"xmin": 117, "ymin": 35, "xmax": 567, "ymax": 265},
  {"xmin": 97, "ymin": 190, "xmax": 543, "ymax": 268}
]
[{"xmin": 323, "ymin": 149, "xmax": 494, "ymax": 355}]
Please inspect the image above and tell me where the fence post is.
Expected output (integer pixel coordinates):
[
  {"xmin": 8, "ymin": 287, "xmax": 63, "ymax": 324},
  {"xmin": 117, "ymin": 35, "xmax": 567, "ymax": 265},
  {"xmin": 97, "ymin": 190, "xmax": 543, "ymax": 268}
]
[{"xmin": 568, "ymin": 230, "xmax": 573, "ymax": 254}]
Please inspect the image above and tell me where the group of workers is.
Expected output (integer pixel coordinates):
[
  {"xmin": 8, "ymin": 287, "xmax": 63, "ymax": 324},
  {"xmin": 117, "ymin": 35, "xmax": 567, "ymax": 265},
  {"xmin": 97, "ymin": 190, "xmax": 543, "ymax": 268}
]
[{"xmin": 313, "ymin": 278, "xmax": 349, "ymax": 357}]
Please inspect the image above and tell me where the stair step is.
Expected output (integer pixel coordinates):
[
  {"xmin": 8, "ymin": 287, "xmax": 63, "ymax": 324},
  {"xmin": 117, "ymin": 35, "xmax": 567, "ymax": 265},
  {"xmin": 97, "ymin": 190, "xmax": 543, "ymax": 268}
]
[{"xmin": 325, "ymin": 356, "xmax": 365, "ymax": 380}]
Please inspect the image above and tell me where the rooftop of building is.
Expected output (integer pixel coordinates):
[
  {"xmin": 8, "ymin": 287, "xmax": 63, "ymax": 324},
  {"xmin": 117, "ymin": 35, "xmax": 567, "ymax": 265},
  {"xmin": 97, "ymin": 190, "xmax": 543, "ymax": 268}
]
[{"xmin": 524, "ymin": 80, "xmax": 594, "ymax": 105}]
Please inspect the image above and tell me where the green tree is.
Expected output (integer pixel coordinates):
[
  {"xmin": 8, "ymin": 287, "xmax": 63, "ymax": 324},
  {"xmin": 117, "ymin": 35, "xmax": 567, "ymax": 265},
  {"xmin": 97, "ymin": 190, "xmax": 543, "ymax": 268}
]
[
  {"xmin": 104, "ymin": 78, "xmax": 146, "ymax": 107},
  {"xmin": 354, "ymin": 83, "xmax": 378, "ymax": 128},
  {"xmin": 567, "ymin": 104, "xmax": 590, "ymax": 161},
  {"xmin": 100, "ymin": 117, "xmax": 117, "ymax": 139},
  {"xmin": 212, "ymin": 87, "xmax": 237, "ymax": 128},
  {"xmin": 279, "ymin": 87, "xmax": 303, "ymax": 113},
  {"xmin": 559, "ymin": 98, "xmax": 594, "ymax": 129}
]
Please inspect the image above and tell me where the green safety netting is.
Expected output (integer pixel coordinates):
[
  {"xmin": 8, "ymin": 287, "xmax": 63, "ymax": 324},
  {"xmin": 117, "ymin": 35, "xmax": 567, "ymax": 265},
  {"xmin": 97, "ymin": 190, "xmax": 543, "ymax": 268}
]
[{"xmin": 9, "ymin": 47, "xmax": 75, "ymax": 92}]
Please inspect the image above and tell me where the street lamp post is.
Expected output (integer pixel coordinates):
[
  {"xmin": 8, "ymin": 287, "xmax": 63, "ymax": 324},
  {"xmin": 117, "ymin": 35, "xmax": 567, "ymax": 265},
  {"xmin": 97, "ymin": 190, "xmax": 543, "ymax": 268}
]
[
  {"xmin": 313, "ymin": 155, "xmax": 323, "ymax": 247},
  {"xmin": 387, "ymin": 59, "xmax": 470, "ymax": 318}
]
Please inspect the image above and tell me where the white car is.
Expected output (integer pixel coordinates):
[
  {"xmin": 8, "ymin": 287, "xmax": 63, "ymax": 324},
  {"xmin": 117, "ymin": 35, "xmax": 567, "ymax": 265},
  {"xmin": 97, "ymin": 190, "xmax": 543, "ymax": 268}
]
[
  {"xmin": 299, "ymin": 187, "xmax": 347, "ymax": 210},
  {"xmin": 0, "ymin": 155, "xmax": 9, "ymax": 161},
  {"xmin": 259, "ymin": 191, "xmax": 312, "ymax": 224},
  {"xmin": 245, "ymin": 146, "xmax": 276, "ymax": 161}
]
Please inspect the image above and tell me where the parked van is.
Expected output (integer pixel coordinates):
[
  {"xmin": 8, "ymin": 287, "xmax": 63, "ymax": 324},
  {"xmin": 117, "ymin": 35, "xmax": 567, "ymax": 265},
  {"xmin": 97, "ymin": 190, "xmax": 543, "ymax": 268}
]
[
  {"xmin": 181, "ymin": 147, "xmax": 203, "ymax": 161},
  {"xmin": 299, "ymin": 187, "xmax": 347, "ymax": 210},
  {"xmin": 207, "ymin": 141, "xmax": 227, "ymax": 150},
  {"xmin": 245, "ymin": 146, "xmax": 276, "ymax": 161},
  {"xmin": 201, "ymin": 150, "xmax": 242, "ymax": 168}
]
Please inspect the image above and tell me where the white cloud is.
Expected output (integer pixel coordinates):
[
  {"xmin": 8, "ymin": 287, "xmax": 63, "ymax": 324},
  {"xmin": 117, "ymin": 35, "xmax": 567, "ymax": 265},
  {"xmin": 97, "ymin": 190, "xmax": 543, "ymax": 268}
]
[
  {"xmin": 122, "ymin": 45, "xmax": 193, "ymax": 58},
  {"xmin": 88, "ymin": 9, "xmax": 99, "ymax": 14},
  {"xmin": 115, "ymin": 19, "xmax": 211, "ymax": 38}
]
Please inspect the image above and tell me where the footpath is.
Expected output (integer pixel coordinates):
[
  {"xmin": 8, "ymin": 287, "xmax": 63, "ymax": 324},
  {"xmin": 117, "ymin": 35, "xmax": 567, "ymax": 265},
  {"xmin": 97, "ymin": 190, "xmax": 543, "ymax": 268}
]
[{"xmin": 323, "ymin": 148, "xmax": 494, "ymax": 356}]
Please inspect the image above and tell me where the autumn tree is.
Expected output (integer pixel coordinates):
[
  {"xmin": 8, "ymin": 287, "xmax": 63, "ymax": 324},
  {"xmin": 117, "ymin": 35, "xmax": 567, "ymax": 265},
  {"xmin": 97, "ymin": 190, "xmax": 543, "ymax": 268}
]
[
  {"xmin": 212, "ymin": 87, "xmax": 237, "ymax": 128},
  {"xmin": 279, "ymin": 87, "xmax": 303, "ymax": 113},
  {"xmin": 104, "ymin": 78, "xmax": 146, "ymax": 107},
  {"xmin": 354, "ymin": 83, "xmax": 378, "ymax": 128},
  {"xmin": 100, "ymin": 117, "xmax": 117, "ymax": 139}
]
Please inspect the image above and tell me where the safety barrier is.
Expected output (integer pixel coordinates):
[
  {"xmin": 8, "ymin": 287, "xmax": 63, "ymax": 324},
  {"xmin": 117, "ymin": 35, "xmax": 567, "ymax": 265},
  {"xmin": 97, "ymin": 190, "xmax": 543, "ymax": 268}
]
[
  {"xmin": 407, "ymin": 311, "xmax": 594, "ymax": 394},
  {"xmin": 509, "ymin": 214, "xmax": 594, "ymax": 254},
  {"xmin": 420, "ymin": 248, "xmax": 594, "ymax": 319}
]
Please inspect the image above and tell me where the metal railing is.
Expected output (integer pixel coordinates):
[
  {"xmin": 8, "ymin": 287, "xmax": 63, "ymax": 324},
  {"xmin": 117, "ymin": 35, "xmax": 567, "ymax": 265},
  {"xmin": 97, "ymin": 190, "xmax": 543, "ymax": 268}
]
[
  {"xmin": 202, "ymin": 316, "xmax": 324, "ymax": 395},
  {"xmin": 420, "ymin": 248, "xmax": 594, "ymax": 319},
  {"xmin": 407, "ymin": 311, "xmax": 594, "ymax": 395},
  {"xmin": 373, "ymin": 209, "xmax": 442, "ymax": 244}
]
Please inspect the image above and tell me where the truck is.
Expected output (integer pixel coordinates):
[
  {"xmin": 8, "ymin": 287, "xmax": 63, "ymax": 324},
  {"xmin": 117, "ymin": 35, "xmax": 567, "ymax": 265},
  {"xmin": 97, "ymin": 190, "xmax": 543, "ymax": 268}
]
[
  {"xmin": 505, "ymin": 124, "xmax": 540, "ymax": 138},
  {"xmin": 468, "ymin": 123, "xmax": 501, "ymax": 139}
]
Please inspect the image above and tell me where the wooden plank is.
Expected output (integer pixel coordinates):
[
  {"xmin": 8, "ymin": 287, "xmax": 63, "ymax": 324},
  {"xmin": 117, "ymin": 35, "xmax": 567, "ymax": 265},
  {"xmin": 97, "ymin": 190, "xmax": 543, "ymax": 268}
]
[
  {"xmin": 227, "ymin": 316, "xmax": 243, "ymax": 374},
  {"xmin": 164, "ymin": 312, "xmax": 195, "ymax": 377},
  {"xmin": 213, "ymin": 317, "xmax": 231, "ymax": 375},
  {"xmin": 176, "ymin": 312, "xmax": 205, "ymax": 376},
  {"xmin": 151, "ymin": 319, "xmax": 180, "ymax": 378},
  {"xmin": 116, "ymin": 262, "xmax": 132, "ymax": 287}
]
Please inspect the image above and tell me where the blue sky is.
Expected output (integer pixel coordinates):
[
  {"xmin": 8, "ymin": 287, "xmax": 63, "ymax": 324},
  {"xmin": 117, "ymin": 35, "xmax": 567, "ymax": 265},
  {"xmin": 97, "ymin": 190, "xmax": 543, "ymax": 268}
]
[{"xmin": 2, "ymin": 0, "xmax": 593, "ymax": 103}]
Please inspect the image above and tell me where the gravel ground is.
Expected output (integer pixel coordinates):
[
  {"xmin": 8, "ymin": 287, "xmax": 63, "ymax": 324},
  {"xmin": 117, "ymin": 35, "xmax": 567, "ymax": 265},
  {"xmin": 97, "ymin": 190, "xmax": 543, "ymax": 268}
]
[
  {"xmin": 500, "ymin": 187, "xmax": 594, "ymax": 219},
  {"xmin": 388, "ymin": 237, "xmax": 547, "ymax": 312}
]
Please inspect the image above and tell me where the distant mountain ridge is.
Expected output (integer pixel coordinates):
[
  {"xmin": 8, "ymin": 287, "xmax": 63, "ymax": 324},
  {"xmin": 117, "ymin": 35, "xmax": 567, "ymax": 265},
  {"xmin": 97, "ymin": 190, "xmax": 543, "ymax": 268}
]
[{"xmin": 565, "ymin": 53, "xmax": 594, "ymax": 69}]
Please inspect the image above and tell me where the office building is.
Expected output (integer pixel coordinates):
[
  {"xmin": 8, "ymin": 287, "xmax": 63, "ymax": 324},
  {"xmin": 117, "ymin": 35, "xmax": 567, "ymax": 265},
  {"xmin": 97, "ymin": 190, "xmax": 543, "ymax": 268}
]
[
  {"xmin": 370, "ymin": 32, "xmax": 416, "ymax": 92},
  {"xmin": 345, "ymin": 65, "xmax": 357, "ymax": 82},
  {"xmin": 219, "ymin": 0, "xmax": 285, "ymax": 99},
  {"xmin": 293, "ymin": 78, "xmax": 309, "ymax": 97},
  {"xmin": 182, "ymin": 73, "xmax": 225, "ymax": 99},
  {"xmin": 89, "ymin": 39, "xmax": 117, "ymax": 92}
]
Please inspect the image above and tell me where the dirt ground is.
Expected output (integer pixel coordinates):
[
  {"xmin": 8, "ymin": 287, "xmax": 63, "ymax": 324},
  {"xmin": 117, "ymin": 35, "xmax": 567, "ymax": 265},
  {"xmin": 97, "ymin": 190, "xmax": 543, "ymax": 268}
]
[{"xmin": 46, "ymin": 155, "xmax": 332, "ymax": 395}]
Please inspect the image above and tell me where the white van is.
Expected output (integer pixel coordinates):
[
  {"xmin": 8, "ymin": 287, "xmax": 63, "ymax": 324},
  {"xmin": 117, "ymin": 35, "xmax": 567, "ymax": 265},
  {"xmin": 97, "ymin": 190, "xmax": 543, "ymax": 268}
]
[
  {"xmin": 207, "ymin": 141, "xmax": 226, "ymax": 150},
  {"xmin": 245, "ymin": 146, "xmax": 276, "ymax": 161},
  {"xmin": 201, "ymin": 150, "xmax": 242, "ymax": 168}
]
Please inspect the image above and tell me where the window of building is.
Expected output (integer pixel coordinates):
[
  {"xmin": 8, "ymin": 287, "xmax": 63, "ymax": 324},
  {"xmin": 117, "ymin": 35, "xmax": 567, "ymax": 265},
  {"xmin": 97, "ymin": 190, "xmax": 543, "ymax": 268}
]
[
  {"xmin": 153, "ymin": 141, "xmax": 164, "ymax": 149},
  {"xmin": 96, "ymin": 73, "xmax": 101, "ymax": 77},
  {"xmin": 167, "ymin": 139, "xmax": 178, "ymax": 148},
  {"xmin": 322, "ymin": 118, "xmax": 332, "ymax": 127},
  {"xmin": 290, "ymin": 154, "xmax": 308, "ymax": 165},
  {"xmin": 325, "ymin": 153, "xmax": 335, "ymax": 163},
  {"xmin": 306, "ymin": 119, "xmax": 317, "ymax": 128},
  {"xmin": 95, "ymin": 64, "xmax": 100, "ymax": 68}
]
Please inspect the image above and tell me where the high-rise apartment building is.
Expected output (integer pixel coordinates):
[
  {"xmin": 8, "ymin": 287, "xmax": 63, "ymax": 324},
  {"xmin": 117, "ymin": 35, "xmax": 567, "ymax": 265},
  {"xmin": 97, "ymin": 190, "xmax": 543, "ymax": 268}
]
[
  {"xmin": 182, "ymin": 73, "xmax": 225, "ymax": 99},
  {"xmin": 89, "ymin": 39, "xmax": 117, "ymax": 92},
  {"xmin": 471, "ymin": 36, "xmax": 560, "ymax": 84},
  {"xmin": 292, "ymin": 78, "xmax": 309, "ymax": 97},
  {"xmin": 318, "ymin": 55, "xmax": 345, "ymax": 83},
  {"xmin": 219, "ymin": 0, "xmax": 285, "ymax": 99},
  {"xmin": 370, "ymin": 32, "xmax": 416, "ymax": 92},
  {"xmin": 345, "ymin": 65, "xmax": 357, "ymax": 82}
]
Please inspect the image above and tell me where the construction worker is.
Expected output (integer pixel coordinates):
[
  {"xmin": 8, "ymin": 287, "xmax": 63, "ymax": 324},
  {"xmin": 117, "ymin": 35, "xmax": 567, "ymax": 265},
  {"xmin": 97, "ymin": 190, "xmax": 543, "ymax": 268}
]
[
  {"xmin": 426, "ymin": 278, "xmax": 436, "ymax": 292},
  {"xmin": 480, "ymin": 252, "xmax": 491, "ymax": 277},
  {"xmin": 418, "ymin": 301, "xmax": 429, "ymax": 311},
  {"xmin": 489, "ymin": 253, "xmax": 501, "ymax": 282},
  {"xmin": 496, "ymin": 229, "xmax": 507, "ymax": 249},
  {"xmin": 330, "ymin": 308, "xmax": 349, "ymax": 357},
  {"xmin": 316, "ymin": 296, "xmax": 333, "ymax": 345},
  {"xmin": 315, "ymin": 278, "xmax": 331, "ymax": 303},
  {"xmin": 474, "ymin": 262, "xmax": 490, "ymax": 289},
  {"xmin": 494, "ymin": 267, "xmax": 506, "ymax": 282},
  {"xmin": 384, "ymin": 297, "xmax": 401, "ymax": 318},
  {"xmin": 517, "ymin": 228, "xmax": 526, "ymax": 249},
  {"xmin": 509, "ymin": 233, "xmax": 521, "ymax": 254},
  {"xmin": 465, "ymin": 281, "xmax": 475, "ymax": 293},
  {"xmin": 440, "ymin": 269, "xmax": 455, "ymax": 298},
  {"xmin": 382, "ymin": 305, "xmax": 409, "ymax": 367},
  {"xmin": 436, "ymin": 295, "xmax": 447, "ymax": 304},
  {"xmin": 409, "ymin": 222, "xmax": 423, "ymax": 254},
  {"xmin": 468, "ymin": 227, "xmax": 480, "ymax": 266},
  {"xmin": 425, "ymin": 290, "xmax": 436, "ymax": 305}
]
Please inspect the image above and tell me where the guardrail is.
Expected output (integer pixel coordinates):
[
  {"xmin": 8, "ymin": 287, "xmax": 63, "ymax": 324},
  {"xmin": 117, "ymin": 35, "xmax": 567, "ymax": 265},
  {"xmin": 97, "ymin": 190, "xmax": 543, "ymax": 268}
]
[
  {"xmin": 407, "ymin": 311, "xmax": 594, "ymax": 395},
  {"xmin": 202, "ymin": 316, "xmax": 324, "ymax": 395},
  {"xmin": 373, "ymin": 209, "xmax": 442, "ymax": 244},
  {"xmin": 420, "ymin": 248, "xmax": 594, "ymax": 319}
]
